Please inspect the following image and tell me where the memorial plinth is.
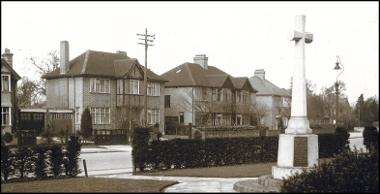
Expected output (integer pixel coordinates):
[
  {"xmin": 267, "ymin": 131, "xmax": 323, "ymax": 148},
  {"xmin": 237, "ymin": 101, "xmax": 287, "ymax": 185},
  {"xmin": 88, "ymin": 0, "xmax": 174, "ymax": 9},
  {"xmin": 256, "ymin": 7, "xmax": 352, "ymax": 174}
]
[{"xmin": 234, "ymin": 15, "xmax": 319, "ymax": 192}]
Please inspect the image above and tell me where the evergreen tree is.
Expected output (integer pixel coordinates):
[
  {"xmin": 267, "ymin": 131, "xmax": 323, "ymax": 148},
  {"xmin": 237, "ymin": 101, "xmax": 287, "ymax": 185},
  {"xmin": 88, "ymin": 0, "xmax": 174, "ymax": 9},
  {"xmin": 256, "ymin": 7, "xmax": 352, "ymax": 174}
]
[{"xmin": 80, "ymin": 107, "xmax": 93, "ymax": 141}]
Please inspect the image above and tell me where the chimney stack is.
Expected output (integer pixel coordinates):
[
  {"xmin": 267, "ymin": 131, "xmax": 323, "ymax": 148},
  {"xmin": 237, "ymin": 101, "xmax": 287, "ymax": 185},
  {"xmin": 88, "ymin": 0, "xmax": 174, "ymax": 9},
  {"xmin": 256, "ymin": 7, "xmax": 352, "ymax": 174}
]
[
  {"xmin": 60, "ymin": 40, "xmax": 69, "ymax": 74},
  {"xmin": 2, "ymin": 48, "xmax": 14, "ymax": 67},
  {"xmin": 116, "ymin": 50, "xmax": 127, "ymax": 56},
  {"xmin": 193, "ymin": 54, "xmax": 208, "ymax": 70},
  {"xmin": 254, "ymin": 69, "xmax": 265, "ymax": 80}
]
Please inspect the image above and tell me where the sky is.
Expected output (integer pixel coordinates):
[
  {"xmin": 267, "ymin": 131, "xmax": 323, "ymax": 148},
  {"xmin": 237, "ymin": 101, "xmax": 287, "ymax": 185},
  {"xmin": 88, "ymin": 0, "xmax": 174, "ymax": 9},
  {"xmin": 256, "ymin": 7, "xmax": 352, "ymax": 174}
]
[{"xmin": 1, "ymin": 1, "xmax": 379, "ymax": 104}]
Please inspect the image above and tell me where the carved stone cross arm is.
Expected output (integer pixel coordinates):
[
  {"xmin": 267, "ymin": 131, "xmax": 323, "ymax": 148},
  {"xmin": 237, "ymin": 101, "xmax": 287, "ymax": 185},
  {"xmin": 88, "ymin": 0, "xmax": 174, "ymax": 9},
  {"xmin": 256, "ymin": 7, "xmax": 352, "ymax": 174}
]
[{"xmin": 292, "ymin": 31, "xmax": 313, "ymax": 43}]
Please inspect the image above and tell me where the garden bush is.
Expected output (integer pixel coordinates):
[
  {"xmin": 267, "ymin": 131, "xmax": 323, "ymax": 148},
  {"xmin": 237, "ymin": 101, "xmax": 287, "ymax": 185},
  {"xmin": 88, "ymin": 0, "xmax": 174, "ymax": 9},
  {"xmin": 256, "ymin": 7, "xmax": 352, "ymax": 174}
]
[
  {"xmin": 3, "ymin": 132, "xmax": 13, "ymax": 143},
  {"xmin": 363, "ymin": 126, "xmax": 379, "ymax": 153},
  {"xmin": 132, "ymin": 127, "xmax": 150, "ymax": 172},
  {"xmin": 33, "ymin": 145, "xmax": 48, "ymax": 179},
  {"xmin": 49, "ymin": 144, "xmax": 64, "ymax": 177},
  {"xmin": 281, "ymin": 150, "xmax": 379, "ymax": 193},
  {"xmin": 14, "ymin": 147, "xmax": 32, "ymax": 179},
  {"xmin": 65, "ymin": 135, "xmax": 81, "ymax": 177},
  {"xmin": 1, "ymin": 143, "xmax": 14, "ymax": 182}
]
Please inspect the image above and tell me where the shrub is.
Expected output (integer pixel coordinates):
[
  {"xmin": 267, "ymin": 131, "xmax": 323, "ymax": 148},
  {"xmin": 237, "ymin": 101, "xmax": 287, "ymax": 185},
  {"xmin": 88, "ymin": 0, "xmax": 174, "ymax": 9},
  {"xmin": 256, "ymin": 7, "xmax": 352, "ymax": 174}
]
[
  {"xmin": 80, "ymin": 107, "xmax": 93, "ymax": 141},
  {"xmin": 363, "ymin": 126, "xmax": 379, "ymax": 153},
  {"xmin": 281, "ymin": 150, "xmax": 379, "ymax": 193},
  {"xmin": 3, "ymin": 132, "xmax": 13, "ymax": 143},
  {"xmin": 49, "ymin": 144, "xmax": 64, "ymax": 177},
  {"xmin": 334, "ymin": 127, "xmax": 350, "ymax": 152},
  {"xmin": 65, "ymin": 135, "xmax": 81, "ymax": 177},
  {"xmin": 132, "ymin": 127, "xmax": 150, "ymax": 172},
  {"xmin": 1, "ymin": 144, "xmax": 14, "ymax": 182},
  {"xmin": 14, "ymin": 147, "xmax": 32, "ymax": 179},
  {"xmin": 33, "ymin": 145, "xmax": 48, "ymax": 179}
]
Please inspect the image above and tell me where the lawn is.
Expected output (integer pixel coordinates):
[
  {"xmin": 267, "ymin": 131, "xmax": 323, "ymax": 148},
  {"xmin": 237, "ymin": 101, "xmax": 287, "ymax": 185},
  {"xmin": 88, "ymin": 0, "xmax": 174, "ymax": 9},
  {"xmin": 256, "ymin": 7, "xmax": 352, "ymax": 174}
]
[
  {"xmin": 1, "ymin": 177, "xmax": 177, "ymax": 193},
  {"xmin": 137, "ymin": 159, "xmax": 333, "ymax": 178},
  {"xmin": 137, "ymin": 162, "xmax": 276, "ymax": 178}
]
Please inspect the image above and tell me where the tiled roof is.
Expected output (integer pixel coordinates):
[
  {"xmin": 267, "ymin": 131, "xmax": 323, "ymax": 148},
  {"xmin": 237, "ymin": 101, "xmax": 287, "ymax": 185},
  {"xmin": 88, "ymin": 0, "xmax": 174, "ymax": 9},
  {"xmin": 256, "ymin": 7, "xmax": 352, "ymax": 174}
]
[
  {"xmin": 1, "ymin": 59, "xmax": 21, "ymax": 80},
  {"xmin": 42, "ymin": 50, "xmax": 166, "ymax": 82},
  {"xmin": 161, "ymin": 62, "xmax": 257, "ymax": 92},
  {"xmin": 249, "ymin": 76, "xmax": 291, "ymax": 97}
]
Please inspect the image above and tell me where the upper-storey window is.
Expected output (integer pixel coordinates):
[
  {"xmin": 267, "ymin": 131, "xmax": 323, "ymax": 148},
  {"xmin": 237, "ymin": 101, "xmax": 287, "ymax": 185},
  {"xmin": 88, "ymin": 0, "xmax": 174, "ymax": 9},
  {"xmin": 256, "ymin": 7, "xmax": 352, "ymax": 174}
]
[
  {"xmin": 90, "ymin": 78, "xmax": 110, "ymax": 93},
  {"xmin": 242, "ymin": 91, "xmax": 249, "ymax": 104},
  {"xmin": 128, "ymin": 79, "xmax": 140, "ymax": 94},
  {"xmin": 147, "ymin": 82, "xmax": 160, "ymax": 96},
  {"xmin": 1, "ymin": 75, "xmax": 10, "ymax": 92}
]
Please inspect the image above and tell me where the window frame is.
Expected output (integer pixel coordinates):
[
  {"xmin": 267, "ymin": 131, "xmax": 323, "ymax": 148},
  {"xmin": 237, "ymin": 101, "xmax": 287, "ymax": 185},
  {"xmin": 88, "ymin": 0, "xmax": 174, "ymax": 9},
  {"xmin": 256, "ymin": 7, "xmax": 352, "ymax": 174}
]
[{"xmin": 1, "ymin": 74, "xmax": 11, "ymax": 92}]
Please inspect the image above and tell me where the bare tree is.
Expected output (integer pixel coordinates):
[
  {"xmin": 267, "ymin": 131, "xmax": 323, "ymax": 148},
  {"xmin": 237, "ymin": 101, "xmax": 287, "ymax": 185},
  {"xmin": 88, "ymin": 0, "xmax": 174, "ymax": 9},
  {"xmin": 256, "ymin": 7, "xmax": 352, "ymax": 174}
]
[
  {"xmin": 17, "ymin": 77, "xmax": 40, "ymax": 107},
  {"xmin": 27, "ymin": 51, "xmax": 59, "ymax": 103},
  {"xmin": 252, "ymin": 103, "xmax": 269, "ymax": 127}
]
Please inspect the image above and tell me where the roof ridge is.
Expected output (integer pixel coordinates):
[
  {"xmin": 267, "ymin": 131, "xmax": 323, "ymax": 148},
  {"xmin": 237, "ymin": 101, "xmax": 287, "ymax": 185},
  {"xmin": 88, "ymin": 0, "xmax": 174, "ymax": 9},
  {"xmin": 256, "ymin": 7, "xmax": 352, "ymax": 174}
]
[
  {"xmin": 81, "ymin": 50, "xmax": 90, "ymax": 74},
  {"xmin": 184, "ymin": 63, "xmax": 197, "ymax": 86}
]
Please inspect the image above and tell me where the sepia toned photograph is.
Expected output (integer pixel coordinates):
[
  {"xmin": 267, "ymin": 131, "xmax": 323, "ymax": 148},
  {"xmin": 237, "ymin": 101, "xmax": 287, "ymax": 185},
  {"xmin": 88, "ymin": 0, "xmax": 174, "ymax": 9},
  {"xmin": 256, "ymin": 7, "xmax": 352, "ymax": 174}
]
[{"xmin": 1, "ymin": 1, "xmax": 379, "ymax": 193}]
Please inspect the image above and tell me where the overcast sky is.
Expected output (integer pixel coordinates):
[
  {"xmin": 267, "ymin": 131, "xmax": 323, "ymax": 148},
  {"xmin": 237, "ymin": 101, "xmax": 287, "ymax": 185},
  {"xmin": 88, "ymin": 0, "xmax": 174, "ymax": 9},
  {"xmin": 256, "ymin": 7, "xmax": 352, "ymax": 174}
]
[{"xmin": 2, "ymin": 1, "xmax": 379, "ymax": 104}]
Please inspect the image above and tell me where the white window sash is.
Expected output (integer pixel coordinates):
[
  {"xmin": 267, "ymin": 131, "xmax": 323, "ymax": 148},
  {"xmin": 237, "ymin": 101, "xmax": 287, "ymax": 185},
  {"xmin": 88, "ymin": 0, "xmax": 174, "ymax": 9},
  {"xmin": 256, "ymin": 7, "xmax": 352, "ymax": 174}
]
[{"xmin": 1, "ymin": 75, "xmax": 11, "ymax": 92}]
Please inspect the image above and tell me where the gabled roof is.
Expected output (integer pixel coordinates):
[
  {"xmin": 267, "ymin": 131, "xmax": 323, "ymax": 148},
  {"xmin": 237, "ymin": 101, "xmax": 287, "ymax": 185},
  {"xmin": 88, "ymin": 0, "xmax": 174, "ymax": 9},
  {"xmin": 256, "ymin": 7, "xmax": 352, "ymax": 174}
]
[
  {"xmin": 249, "ymin": 75, "xmax": 291, "ymax": 97},
  {"xmin": 1, "ymin": 59, "xmax": 21, "ymax": 80},
  {"xmin": 42, "ymin": 50, "xmax": 166, "ymax": 82},
  {"xmin": 161, "ymin": 62, "xmax": 257, "ymax": 92}
]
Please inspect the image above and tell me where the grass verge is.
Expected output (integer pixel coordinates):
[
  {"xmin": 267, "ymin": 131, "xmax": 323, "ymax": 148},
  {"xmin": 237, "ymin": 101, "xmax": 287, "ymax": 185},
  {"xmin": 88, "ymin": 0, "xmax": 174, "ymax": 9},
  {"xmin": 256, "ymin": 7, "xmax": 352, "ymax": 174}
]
[{"xmin": 1, "ymin": 177, "xmax": 177, "ymax": 193}]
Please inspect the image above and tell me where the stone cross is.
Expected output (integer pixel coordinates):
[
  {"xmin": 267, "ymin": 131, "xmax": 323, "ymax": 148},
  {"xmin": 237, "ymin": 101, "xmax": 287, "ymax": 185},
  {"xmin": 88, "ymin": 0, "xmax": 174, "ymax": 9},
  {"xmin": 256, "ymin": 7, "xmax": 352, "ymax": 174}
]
[{"xmin": 285, "ymin": 15, "xmax": 313, "ymax": 134}]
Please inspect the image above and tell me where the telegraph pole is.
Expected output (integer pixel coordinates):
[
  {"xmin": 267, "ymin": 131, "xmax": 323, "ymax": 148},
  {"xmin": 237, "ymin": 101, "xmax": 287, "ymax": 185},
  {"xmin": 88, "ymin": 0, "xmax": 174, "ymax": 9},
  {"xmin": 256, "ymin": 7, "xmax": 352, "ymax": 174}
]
[{"xmin": 137, "ymin": 28, "xmax": 155, "ymax": 127}]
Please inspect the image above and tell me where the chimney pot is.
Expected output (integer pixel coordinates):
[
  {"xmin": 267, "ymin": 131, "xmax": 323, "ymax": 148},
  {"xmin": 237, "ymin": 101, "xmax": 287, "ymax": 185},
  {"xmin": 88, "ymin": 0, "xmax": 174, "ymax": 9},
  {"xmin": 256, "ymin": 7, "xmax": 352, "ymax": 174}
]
[{"xmin": 2, "ymin": 48, "xmax": 14, "ymax": 67}]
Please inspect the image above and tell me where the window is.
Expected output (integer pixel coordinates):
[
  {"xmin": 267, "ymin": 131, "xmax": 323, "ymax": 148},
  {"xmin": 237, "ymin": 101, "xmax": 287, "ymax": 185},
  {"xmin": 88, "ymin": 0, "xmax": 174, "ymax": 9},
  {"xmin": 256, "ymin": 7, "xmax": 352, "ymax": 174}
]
[
  {"xmin": 236, "ymin": 91, "xmax": 242, "ymax": 103},
  {"xmin": 179, "ymin": 112, "xmax": 184, "ymax": 124},
  {"xmin": 1, "ymin": 107, "xmax": 10, "ymax": 126},
  {"xmin": 165, "ymin": 95, "xmax": 171, "ymax": 108},
  {"xmin": 147, "ymin": 109, "xmax": 160, "ymax": 125},
  {"xmin": 216, "ymin": 114, "xmax": 223, "ymax": 125},
  {"xmin": 90, "ymin": 78, "xmax": 110, "ymax": 93},
  {"xmin": 117, "ymin": 80, "xmax": 124, "ymax": 94},
  {"xmin": 75, "ymin": 107, "xmax": 80, "ymax": 124},
  {"xmin": 212, "ymin": 89, "xmax": 217, "ymax": 101},
  {"xmin": 90, "ymin": 107, "xmax": 111, "ymax": 124},
  {"xmin": 33, "ymin": 113, "xmax": 44, "ymax": 120},
  {"xmin": 147, "ymin": 82, "xmax": 160, "ymax": 96},
  {"xmin": 128, "ymin": 79, "xmax": 139, "ymax": 94},
  {"xmin": 242, "ymin": 91, "xmax": 249, "ymax": 104},
  {"xmin": 217, "ymin": 89, "xmax": 223, "ymax": 102},
  {"xmin": 236, "ymin": 114, "xmax": 242, "ymax": 125},
  {"xmin": 1, "ymin": 75, "xmax": 10, "ymax": 92}
]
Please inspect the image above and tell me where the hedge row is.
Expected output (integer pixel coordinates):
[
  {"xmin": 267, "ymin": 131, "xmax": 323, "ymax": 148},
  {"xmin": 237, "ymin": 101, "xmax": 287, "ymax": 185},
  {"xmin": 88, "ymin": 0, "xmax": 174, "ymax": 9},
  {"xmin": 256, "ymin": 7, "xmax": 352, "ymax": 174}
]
[
  {"xmin": 133, "ymin": 129, "xmax": 350, "ymax": 172},
  {"xmin": 1, "ymin": 136, "xmax": 81, "ymax": 182}
]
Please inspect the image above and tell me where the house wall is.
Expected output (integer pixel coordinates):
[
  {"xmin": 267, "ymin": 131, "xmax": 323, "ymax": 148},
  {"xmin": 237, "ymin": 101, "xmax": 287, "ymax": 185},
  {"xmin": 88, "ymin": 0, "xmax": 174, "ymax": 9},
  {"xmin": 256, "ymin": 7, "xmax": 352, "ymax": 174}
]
[
  {"xmin": 46, "ymin": 78, "xmax": 69, "ymax": 108},
  {"xmin": 164, "ymin": 87, "xmax": 194, "ymax": 125}
]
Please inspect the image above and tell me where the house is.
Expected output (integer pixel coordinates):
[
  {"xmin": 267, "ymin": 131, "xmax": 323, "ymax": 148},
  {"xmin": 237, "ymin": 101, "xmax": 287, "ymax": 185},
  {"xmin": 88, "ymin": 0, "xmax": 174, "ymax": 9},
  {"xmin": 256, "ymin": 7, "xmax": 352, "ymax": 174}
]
[
  {"xmin": 162, "ymin": 54, "xmax": 257, "ymax": 129},
  {"xmin": 1, "ymin": 49, "xmax": 21, "ymax": 135},
  {"xmin": 42, "ymin": 41, "xmax": 167, "ymax": 136},
  {"xmin": 249, "ymin": 69, "xmax": 291, "ymax": 130}
]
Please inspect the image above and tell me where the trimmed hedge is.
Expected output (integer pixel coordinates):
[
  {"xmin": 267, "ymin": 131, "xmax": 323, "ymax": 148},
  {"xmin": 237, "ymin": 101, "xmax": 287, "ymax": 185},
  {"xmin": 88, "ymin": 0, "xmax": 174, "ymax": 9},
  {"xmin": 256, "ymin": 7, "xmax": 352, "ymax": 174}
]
[
  {"xmin": 1, "ymin": 136, "xmax": 81, "ymax": 183},
  {"xmin": 133, "ymin": 131, "xmax": 350, "ymax": 172}
]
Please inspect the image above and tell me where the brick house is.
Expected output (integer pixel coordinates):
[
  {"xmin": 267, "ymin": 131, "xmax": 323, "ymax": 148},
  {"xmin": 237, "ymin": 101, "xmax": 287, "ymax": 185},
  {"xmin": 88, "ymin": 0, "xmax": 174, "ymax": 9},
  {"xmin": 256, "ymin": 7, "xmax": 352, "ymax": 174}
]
[
  {"xmin": 162, "ymin": 54, "xmax": 257, "ymax": 128},
  {"xmin": 249, "ymin": 69, "xmax": 291, "ymax": 130},
  {"xmin": 1, "ymin": 49, "xmax": 21, "ymax": 135},
  {"xmin": 42, "ymin": 41, "xmax": 166, "ymax": 135}
]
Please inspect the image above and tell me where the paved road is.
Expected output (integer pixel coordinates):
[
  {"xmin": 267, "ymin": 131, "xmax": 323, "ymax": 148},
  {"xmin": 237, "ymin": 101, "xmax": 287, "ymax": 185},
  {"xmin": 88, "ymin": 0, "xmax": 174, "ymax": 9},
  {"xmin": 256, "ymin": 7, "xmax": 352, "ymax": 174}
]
[{"xmin": 79, "ymin": 145, "xmax": 133, "ymax": 176}]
